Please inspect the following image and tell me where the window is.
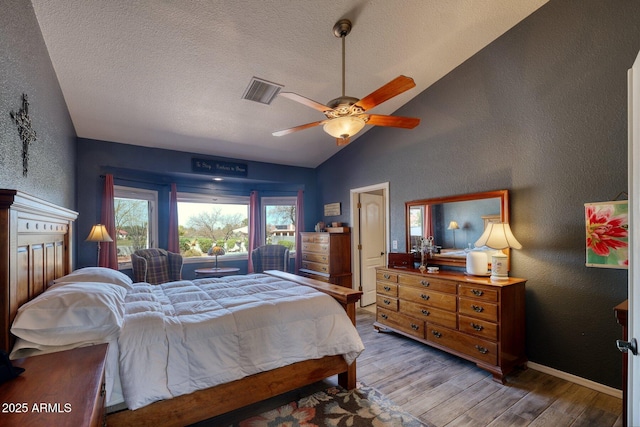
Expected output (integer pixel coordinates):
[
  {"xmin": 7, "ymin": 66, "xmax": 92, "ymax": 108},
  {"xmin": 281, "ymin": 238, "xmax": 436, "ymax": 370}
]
[
  {"xmin": 114, "ymin": 186, "xmax": 158, "ymax": 265},
  {"xmin": 177, "ymin": 194, "xmax": 249, "ymax": 258},
  {"xmin": 262, "ymin": 196, "xmax": 296, "ymax": 251}
]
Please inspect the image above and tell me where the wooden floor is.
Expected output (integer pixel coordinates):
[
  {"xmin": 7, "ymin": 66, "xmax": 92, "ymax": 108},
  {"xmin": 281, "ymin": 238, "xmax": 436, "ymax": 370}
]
[
  {"xmin": 356, "ymin": 307, "xmax": 623, "ymax": 427},
  {"xmin": 198, "ymin": 308, "xmax": 623, "ymax": 426}
]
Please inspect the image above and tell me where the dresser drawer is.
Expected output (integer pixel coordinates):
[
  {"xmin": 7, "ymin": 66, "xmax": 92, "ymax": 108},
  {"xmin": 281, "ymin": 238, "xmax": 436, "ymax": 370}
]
[
  {"xmin": 399, "ymin": 286, "xmax": 457, "ymax": 311},
  {"xmin": 302, "ymin": 252, "xmax": 329, "ymax": 264},
  {"xmin": 301, "ymin": 260, "xmax": 329, "ymax": 273},
  {"xmin": 459, "ymin": 284, "xmax": 499, "ymax": 302},
  {"xmin": 427, "ymin": 326, "xmax": 498, "ymax": 365},
  {"xmin": 377, "ymin": 282, "xmax": 398, "ymax": 297},
  {"xmin": 377, "ymin": 307, "xmax": 425, "ymax": 339},
  {"xmin": 377, "ymin": 270, "xmax": 399, "ymax": 283},
  {"xmin": 399, "ymin": 275, "xmax": 457, "ymax": 294},
  {"xmin": 377, "ymin": 294, "xmax": 399, "ymax": 311},
  {"xmin": 402, "ymin": 300, "xmax": 457, "ymax": 329},
  {"xmin": 301, "ymin": 233, "xmax": 330, "ymax": 243},
  {"xmin": 459, "ymin": 314, "xmax": 498, "ymax": 341},
  {"xmin": 458, "ymin": 297, "xmax": 498, "ymax": 322},
  {"xmin": 301, "ymin": 242, "xmax": 329, "ymax": 253}
]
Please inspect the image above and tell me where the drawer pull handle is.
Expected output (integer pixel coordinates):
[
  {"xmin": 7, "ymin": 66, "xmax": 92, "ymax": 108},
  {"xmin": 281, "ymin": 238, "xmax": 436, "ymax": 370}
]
[
  {"xmin": 383, "ymin": 299, "xmax": 391, "ymax": 305},
  {"xmin": 472, "ymin": 305, "xmax": 484, "ymax": 313},
  {"xmin": 384, "ymin": 274, "xmax": 391, "ymax": 280},
  {"xmin": 384, "ymin": 286, "xmax": 391, "ymax": 291},
  {"xmin": 381, "ymin": 313, "xmax": 388, "ymax": 320},
  {"xmin": 472, "ymin": 289, "xmax": 484, "ymax": 296},
  {"xmin": 475, "ymin": 345, "xmax": 489, "ymax": 354},
  {"xmin": 432, "ymin": 330, "xmax": 442, "ymax": 338},
  {"xmin": 421, "ymin": 294, "xmax": 430, "ymax": 300},
  {"xmin": 471, "ymin": 323, "xmax": 484, "ymax": 331},
  {"xmin": 411, "ymin": 323, "xmax": 420, "ymax": 331},
  {"xmin": 322, "ymin": 256, "xmax": 327, "ymax": 261},
  {"xmin": 421, "ymin": 280, "xmax": 430, "ymax": 287},
  {"xmin": 421, "ymin": 309, "xmax": 430, "ymax": 316}
]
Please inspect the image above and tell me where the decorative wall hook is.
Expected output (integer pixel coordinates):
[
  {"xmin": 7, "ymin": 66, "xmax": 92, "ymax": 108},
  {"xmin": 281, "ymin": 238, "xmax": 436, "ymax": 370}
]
[{"xmin": 10, "ymin": 94, "xmax": 37, "ymax": 176}]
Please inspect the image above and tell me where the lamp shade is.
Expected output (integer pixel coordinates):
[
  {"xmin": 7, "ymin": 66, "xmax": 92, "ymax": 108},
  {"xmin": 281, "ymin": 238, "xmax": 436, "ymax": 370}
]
[
  {"xmin": 474, "ymin": 222, "xmax": 522, "ymax": 250},
  {"xmin": 85, "ymin": 224, "xmax": 113, "ymax": 242},
  {"xmin": 323, "ymin": 116, "xmax": 366, "ymax": 139},
  {"xmin": 447, "ymin": 221, "xmax": 459, "ymax": 230}
]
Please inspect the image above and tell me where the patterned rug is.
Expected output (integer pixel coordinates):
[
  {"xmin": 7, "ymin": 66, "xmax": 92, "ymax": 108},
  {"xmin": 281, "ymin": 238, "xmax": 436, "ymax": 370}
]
[{"xmin": 232, "ymin": 382, "xmax": 424, "ymax": 427}]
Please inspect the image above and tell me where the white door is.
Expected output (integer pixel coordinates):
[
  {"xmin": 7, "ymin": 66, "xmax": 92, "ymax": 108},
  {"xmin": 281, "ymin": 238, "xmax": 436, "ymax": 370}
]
[
  {"xmin": 627, "ymin": 49, "xmax": 640, "ymax": 427},
  {"xmin": 359, "ymin": 192, "xmax": 386, "ymax": 306}
]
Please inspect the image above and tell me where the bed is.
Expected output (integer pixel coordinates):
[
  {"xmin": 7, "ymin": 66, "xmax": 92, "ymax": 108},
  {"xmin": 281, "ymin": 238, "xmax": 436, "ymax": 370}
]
[{"xmin": 0, "ymin": 190, "xmax": 363, "ymax": 427}]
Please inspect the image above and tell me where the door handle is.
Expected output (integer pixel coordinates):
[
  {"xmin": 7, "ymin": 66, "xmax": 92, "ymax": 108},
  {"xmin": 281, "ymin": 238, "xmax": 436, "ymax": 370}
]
[
  {"xmin": 380, "ymin": 252, "xmax": 385, "ymax": 256},
  {"xmin": 617, "ymin": 338, "xmax": 638, "ymax": 355}
]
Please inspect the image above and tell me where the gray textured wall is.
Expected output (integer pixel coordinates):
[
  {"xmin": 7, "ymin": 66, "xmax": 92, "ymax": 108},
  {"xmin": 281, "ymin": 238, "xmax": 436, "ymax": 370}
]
[
  {"xmin": 0, "ymin": 0, "xmax": 76, "ymax": 208},
  {"xmin": 317, "ymin": 0, "xmax": 638, "ymax": 388}
]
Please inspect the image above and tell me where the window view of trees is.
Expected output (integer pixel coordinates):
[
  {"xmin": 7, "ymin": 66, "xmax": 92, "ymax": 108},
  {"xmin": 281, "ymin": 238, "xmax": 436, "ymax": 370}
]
[
  {"xmin": 178, "ymin": 202, "xmax": 248, "ymax": 257},
  {"xmin": 264, "ymin": 201, "xmax": 296, "ymax": 251},
  {"xmin": 114, "ymin": 197, "xmax": 152, "ymax": 263}
]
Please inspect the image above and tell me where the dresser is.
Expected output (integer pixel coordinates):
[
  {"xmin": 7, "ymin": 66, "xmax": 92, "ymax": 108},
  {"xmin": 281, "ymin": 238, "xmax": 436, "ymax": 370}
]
[
  {"xmin": 299, "ymin": 231, "xmax": 352, "ymax": 287},
  {"xmin": 0, "ymin": 344, "xmax": 108, "ymax": 427},
  {"xmin": 374, "ymin": 267, "xmax": 526, "ymax": 383}
]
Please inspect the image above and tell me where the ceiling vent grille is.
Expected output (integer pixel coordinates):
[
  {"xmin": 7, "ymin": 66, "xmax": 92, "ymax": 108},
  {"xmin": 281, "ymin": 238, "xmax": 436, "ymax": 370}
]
[{"xmin": 242, "ymin": 77, "xmax": 284, "ymax": 105}]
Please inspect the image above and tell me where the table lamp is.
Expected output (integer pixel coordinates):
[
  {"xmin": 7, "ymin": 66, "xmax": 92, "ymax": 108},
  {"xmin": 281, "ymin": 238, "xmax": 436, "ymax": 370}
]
[
  {"xmin": 447, "ymin": 220, "xmax": 459, "ymax": 248},
  {"xmin": 86, "ymin": 224, "xmax": 113, "ymax": 266},
  {"xmin": 474, "ymin": 222, "xmax": 522, "ymax": 281}
]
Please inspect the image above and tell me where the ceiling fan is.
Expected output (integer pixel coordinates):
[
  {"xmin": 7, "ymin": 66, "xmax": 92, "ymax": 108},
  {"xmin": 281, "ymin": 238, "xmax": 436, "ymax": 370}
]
[{"xmin": 272, "ymin": 19, "xmax": 421, "ymax": 146}]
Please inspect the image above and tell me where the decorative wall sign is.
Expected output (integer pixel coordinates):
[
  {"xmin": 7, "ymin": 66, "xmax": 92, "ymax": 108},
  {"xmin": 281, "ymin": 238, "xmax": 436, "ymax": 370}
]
[
  {"xmin": 192, "ymin": 158, "xmax": 248, "ymax": 177},
  {"xmin": 585, "ymin": 200, "xmax": 628, "ymax": 269},
  {"xmin": 10, "ymin": 94, "xmax": 37, "ymax": 176},
  {"xmin": 324, "ymin": 202, "xmax": 341, "ymax": 216}
]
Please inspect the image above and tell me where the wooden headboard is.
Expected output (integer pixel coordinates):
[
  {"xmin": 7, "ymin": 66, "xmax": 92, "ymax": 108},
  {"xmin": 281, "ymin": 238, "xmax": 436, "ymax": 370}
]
[{"xmin": 0, "ymin": 189, "xmax": 77, "ymax": 352}]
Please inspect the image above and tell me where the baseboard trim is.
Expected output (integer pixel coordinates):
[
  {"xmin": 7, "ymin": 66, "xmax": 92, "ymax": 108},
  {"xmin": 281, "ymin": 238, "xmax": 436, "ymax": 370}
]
[{"xmin": 527, "ymin": 362, "xmax": 622, "ymax": 399}]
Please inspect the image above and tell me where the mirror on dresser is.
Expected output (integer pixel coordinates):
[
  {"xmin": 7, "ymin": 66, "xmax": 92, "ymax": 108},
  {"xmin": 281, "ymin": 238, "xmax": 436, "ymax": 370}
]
[{"xmin": 405, "ymin": 190, "xmax": 509, "ymax": 268}]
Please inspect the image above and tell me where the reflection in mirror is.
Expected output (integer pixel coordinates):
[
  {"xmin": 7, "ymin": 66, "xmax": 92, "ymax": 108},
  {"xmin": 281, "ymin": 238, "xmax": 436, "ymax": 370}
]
[{"xmin": 405, "ymin": 190, "xmax": 509, "ymax": 268}]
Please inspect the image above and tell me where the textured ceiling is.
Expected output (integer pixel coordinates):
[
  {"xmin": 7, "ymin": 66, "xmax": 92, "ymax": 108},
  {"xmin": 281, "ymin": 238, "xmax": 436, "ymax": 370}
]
[{"xmin": 31, "ymin": 0, "xmax": 548, "ymax": 168}]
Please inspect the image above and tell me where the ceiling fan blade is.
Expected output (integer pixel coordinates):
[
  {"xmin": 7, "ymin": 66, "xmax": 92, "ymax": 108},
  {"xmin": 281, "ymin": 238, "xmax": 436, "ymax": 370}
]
[
  {"xmin": 278, "ymin": 92, "xmax": 331, "ymax": 113},
  {"xmin": 272, "ymin": 120, "xmax": 326, "ymax": 137},
  {"xmin": 356, "ymin": 75, "xmax": 416, "ymax": 111},
  {"xmin": 366, "ymin": 114, "xmax": 420, "ymax": 129}
]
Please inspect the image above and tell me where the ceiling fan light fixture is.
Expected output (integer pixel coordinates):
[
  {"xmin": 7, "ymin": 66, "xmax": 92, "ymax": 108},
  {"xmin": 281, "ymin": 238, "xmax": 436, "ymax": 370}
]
[{"xmin": 323, "ymin": 116, "xmax": 365, "ymax": 139}]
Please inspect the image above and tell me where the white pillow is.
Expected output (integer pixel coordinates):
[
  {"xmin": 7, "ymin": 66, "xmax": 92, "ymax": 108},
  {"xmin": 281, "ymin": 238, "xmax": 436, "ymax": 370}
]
[
  {"xmin": 11, "ymin": 282, "xmax": 126, "ymax": 346},
  {"xmin": 53, "ymin": 267, "xmax": 133, "ymax": 290}
]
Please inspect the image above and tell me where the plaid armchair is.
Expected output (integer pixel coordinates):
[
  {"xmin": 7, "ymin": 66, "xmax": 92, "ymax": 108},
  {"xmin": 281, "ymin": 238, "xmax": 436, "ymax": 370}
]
[
  {"xmin": 131, "ymin": 248, "xmax": 183, "ymax": 284},
  {"xmin": 251, "ymin": 244, "xmax": 289, "ymax": 273}
]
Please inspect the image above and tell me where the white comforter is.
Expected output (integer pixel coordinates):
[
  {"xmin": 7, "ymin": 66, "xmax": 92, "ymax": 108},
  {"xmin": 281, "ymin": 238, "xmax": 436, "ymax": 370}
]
[{"xmin": 119, "ymin": 274, "xmax": 364, "ymax": 410}]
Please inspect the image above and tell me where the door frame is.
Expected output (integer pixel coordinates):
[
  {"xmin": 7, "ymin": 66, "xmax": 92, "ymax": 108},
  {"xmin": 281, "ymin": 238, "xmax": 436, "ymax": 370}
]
[
  {"xmin": 350, "ymin": 182, "xmax": 390, "ymax": 304},
  {"xmin": 628, "ymin": 51, "xmax": 639, "ymax": 427}
]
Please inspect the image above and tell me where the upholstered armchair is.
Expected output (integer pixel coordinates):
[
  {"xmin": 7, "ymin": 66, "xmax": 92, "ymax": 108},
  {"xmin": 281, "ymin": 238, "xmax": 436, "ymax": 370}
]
[
  {"xmin": 251, "ymin": 244, "xmax": 289, "ymax": 273},
  {"xmin": 131, "ymin": 248, "xmax": 183, "ymax": 284}
]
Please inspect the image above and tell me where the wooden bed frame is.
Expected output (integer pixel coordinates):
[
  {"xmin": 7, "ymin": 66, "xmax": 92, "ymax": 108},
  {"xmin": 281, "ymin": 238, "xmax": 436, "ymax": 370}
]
[{"xmin": 0, "ymin": 190, "xmax": 363, "ymax": 427}]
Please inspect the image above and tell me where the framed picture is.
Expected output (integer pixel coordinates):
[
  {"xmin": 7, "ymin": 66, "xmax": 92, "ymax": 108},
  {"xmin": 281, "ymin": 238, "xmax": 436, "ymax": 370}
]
[{"xmin": 585, "ymin": 200, "xmax": 628, "ymax": 269}]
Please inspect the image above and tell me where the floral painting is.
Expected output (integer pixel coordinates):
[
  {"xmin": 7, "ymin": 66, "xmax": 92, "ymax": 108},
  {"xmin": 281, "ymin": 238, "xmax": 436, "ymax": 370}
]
[{"xmin": 585, "ymin": 200, "xmax": 628, "ymax": 269}]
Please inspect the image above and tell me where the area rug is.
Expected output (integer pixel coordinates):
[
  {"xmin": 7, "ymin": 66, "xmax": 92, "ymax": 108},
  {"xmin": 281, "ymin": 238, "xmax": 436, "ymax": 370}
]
[{"xmin": 233, "ymin": 382, "xmax": 424, "ymax": 427}]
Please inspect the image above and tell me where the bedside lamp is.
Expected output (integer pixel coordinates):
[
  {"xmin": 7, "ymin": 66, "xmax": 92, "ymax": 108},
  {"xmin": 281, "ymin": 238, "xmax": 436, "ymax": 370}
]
[
  {"xmin": 86, "ymin": 224, "xmax": 113, "ymax": 266},
  {"xmin": 447, "ymin": 220, "xmax": 459, "ymax": 248},
  {"xmin": 474, "ymin": 222, "xmax": 522, "ymax": 281}
]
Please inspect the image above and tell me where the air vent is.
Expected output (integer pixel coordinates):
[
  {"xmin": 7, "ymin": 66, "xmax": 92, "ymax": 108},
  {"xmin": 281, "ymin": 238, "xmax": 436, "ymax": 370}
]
[{"xmin": 242, "ymin": 77, "xmax": 284, "ymax": 105}]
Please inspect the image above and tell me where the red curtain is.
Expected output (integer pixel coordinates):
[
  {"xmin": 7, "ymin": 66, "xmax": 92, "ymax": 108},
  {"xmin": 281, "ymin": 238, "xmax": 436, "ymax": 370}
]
[
  {"xmin": 247, "ymin": 191, "xmax": 260, "ymax": 273},
  {"xmin": 100, "ymin": 174, "xmax": 118, "ymax": 269},
  {"xmin": 424, "ymin": 204, "xmax": 433, "ymax": 239},
  {"xmin": 168, "ymin": 183, "xmax": 179, "ymax": 253},
  {"xmin": 295, "ymin": 190, "xmax": 304, "ymax": 273}
]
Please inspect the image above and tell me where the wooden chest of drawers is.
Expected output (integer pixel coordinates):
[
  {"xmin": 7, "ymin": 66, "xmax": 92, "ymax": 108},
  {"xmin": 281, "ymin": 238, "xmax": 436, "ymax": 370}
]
[
  {"xmin": 299, "ymin": 232, "xmax": 351, "ymax": 287},
  {"xmin": 0, "ymin": 344, "xmax": 108, "ymax": 427},
  {"xmin": 374, "ymin": 267, "xmax": 526, "ymax": 383}
]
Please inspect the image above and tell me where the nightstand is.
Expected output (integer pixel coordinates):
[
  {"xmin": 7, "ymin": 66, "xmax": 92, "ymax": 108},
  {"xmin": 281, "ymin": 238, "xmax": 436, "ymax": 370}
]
[{"xmin": 0, "ymin": 343, "xmax": 108, "ymax": 427}]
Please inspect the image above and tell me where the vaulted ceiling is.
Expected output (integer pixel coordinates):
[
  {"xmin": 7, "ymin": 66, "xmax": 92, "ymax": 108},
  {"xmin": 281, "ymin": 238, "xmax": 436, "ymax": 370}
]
[{"xmin": 31, "ymin": 0, "xmax": 548, "ymax": 168}]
